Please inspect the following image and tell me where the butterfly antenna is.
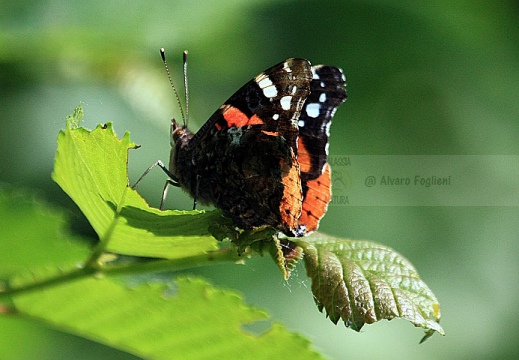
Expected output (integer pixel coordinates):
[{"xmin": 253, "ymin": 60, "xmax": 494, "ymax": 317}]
[
  {"xmin": 160, "ymin": 48, "xmax": 186, "ymax": 125},
  {"xmin": 183, "ymin": 50, "xmax": 189, "ymax": 126}
]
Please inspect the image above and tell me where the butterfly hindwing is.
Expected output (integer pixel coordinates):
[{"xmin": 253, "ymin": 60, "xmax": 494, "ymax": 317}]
[
  {"xmin": 296, "ymin": 65, "xmax": 347, "ymax": 235},
  {"xmin": 298, "ymin": 65, "xmax": 347, "ymax": 181}
]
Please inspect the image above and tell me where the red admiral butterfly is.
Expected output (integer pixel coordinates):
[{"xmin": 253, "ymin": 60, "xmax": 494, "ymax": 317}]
[{"xmin": 134, "ymin": 50, "xmax": 347, "ymax": 237}]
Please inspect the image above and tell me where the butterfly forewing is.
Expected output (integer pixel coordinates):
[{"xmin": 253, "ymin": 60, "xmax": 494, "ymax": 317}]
[{"xmin": 190, "ymin": 59, "xmax": 313, "ymax": 153}]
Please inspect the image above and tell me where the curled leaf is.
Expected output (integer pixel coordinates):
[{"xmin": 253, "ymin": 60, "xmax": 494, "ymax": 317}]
[
  {"xmin": 268, "ymin": 239, "xmax": 303, "ymax": 280},
  {"xmin": 216, "ymin": 224, "xmax": 303, "ymax": 280},
  {"xmin": 250, "ymin": 237, "xmax": 303, "ymax": 280},
  {"xmin": 298, "ymin": 233, "xmax": 444, "ymax": 342}
]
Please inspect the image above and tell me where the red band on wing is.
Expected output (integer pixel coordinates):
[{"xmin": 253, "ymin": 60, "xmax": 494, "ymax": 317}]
[
  {"xmin": 298, "ymin": 163, "xmax": 332, "ymax": 233},
  {"xmin": 223, "ymin": 106, "xmax": 265, "ymax": 128},
  {"xmin": 249, "ymin": 114, "xmax": 265, "ymax": 126}
]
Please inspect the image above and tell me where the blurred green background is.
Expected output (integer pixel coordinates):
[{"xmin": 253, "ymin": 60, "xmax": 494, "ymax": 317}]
[{"xmin": 2, "ymin": 1, "xmax": 519, "ymax": 359}]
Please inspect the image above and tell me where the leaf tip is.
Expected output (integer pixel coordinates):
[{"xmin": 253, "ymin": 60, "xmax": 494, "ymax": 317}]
[
  {"xmin": 419, "ymin": 325, "xmax": 445, "ymax": 344},
  {"xmin": 66, "ymin": 105, "xmax": 84, "ymax": 130}
]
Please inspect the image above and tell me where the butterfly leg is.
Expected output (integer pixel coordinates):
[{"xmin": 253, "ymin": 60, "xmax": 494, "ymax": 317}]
[
  {"xmin": 132, "ymin": 160, "xmax": 179, "ymax": 189},
  {"xmin": 160, "ymin": 179, "xmax": 180, "ymax": 210},
  {"xmin": 132, "ymin": 160, "xmax": 180, "ymax": 210},
  {"xmin": 192, "ymin": 174, "xmax": 201, "ymax": 210}
]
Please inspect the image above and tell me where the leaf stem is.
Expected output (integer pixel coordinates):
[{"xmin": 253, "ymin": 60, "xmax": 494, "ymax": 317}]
[
  {"xmin": 83, "ymin": 187, "xmax": 128, "ymax": 269},
  {"xmin": 1, "ymin": 248, "xmax": 245, "ymax": 300},
  {"xmin": 102, "ymin": 247, "xmax": 244, "ymax": 277},
  {"xmin": 1, "ymin": 267, "xmax": 94, "ymax": 298}
]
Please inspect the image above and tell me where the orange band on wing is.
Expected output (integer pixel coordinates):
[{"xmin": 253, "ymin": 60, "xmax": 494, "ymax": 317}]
[
  {"xmin": 249, "ymin": 114, "xmax": 265, "ymax": 125},
  {"xmin": 223, "ymin": 106, "xmax": 265, "ymax": 127},
  {"xmin": 297, "ymin": 137, "xmax": 312, "ymax": 174},
  {"xmin": 298, "ymin": 163, "xmax": 332, "ymax": 233},
  {"xmin": 261, "ymin": 130, "xmax": 279, "ymax": 137}
]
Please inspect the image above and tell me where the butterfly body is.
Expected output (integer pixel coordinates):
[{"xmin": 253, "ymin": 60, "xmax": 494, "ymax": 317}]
[{"xmin": 169, "ymin": 58, "xmax": 347, "ymax": 237}]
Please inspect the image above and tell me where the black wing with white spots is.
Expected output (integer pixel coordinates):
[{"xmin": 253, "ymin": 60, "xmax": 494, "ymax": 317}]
[{"xmin": 298, "ymin": 65, "xmax": 347, "ymax": 181}]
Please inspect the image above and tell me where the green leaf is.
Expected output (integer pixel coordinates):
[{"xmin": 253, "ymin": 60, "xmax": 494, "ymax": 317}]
[
  {"xmin": 47, "ymin": 107, "xmax": 443, "ymax": 349},
  {"xmin": 12, "ymin": 275, "xmax": 322, "ymax": 359},
  {"xmin": 266, "ymin": 239, "xmax": 303, "ymax": 281},
  {"xmin": 0, "ymin": 188, "xmax": 90, "ymax": 278},
  {"xmin": 52, "ymin": 106, "xmax": 219, "ymax": 259},
  {"xmin": 249, "ymin": 237, "xmax": 303, "ymax": 281},
  {"xmin": 0, "ymin": 188, "xmax": 321, "ymax": 359},
  {"xmin": 298, "ymin": 233, "xmax": 444, "ymax": 342}
]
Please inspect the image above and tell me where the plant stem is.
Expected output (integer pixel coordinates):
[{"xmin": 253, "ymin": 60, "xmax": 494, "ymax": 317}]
[
  {"xmin": 0, "ymin": 248, "xmax": 245, "ymax": 300},
  {"xmin": 1, "ymin": 267, "xmax": 94, "ymax": 298},
  {"xmin": 102, "ymin": 248, "xmax": 244, "ymax": 277},
  {"xmin": 82, "ymin": 187, "xmax": 128, "ymax": 269},
  {"xmin": 1, "ymin": 189, "xmax": 246, "ymax": 301}
]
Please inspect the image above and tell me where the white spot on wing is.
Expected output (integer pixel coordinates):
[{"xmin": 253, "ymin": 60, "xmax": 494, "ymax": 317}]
[
  {"xmin": 272, "ymin": 114, "xmax": 279, "ymax": 120},
  {"xmin": 263, "ymin": 86, "xmax": 277, "ymax": 98},
  {"xmin": 312, "ymin": 67, "xmax": 319, "ymax": 79},
  {"xmin": 319, "ymin": 93, "xmax": 327, "ymax": 103},
  {"xmin": 298, "ymin": 119, "xmax": 305, "ymax": 127},
  {"xmin": 323, "ymin": 121, "xmax": 331, "ymax": 136},
  {"xmin": 257, "ymin": 76, "xmax": 277, "ymax": 98},
  {"xmin": 320, "ymin": 162, "xmax": 327, "ymax": 173},
  {"xmin": 257, "ymin": 77, "xmax": 272, "ymax": 88},
  {"xmin": 305, "ymin": 103, "xmax": 320, "ymax": 118},
  {"xmin": 339, "ymin": 68, "xmax": 346, "ymax": 82},
  {"xmin": 280, "ymin": 96, "xmax": 292, "ymax": 110}
]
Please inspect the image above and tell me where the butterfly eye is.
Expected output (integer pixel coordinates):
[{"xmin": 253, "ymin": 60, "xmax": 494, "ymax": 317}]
[{"xmin": 171, "ymin": 125, "xmax": 186, "ymax": 144}]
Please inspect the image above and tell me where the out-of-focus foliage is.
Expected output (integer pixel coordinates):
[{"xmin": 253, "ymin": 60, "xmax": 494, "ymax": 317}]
[{"xmin": 1, "ymin": 1, "xmax": 519, "ymax": 359}]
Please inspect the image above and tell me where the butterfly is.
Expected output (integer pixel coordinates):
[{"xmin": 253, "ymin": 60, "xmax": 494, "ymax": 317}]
[{"xmin": 134, "ymin": 52, "xmax": 347, "ymax": 237}]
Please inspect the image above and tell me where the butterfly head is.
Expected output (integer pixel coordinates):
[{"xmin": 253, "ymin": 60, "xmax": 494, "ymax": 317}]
[
  {"xmin": 170, "ymin": 118, "xmax": 193, "ymax": 148},
  {"xmin": 161, "ymin": 48, "xmax": 191, "ymax": 148}
]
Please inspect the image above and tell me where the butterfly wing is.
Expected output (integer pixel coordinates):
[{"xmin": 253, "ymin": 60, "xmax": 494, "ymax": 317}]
[
  {"xmin": 189, "ymin": 58, "xmax": 313, "ymax": 154},
  {"xmin": 296, "ymin": 65, "xmax": 347, "ymax": 234},
  {"xmin": 177, "ymin": 59, "xmax": 314, "ymax": 236}
]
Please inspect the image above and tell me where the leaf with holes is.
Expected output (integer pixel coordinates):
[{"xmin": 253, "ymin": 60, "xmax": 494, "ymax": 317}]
[
  {"xmin": 0, "ymin": 189, "xmax": 322, "ymax": 359},
  {"xmin": 10, "ymin": 273, "xmax": 323, "ymax": 359}
]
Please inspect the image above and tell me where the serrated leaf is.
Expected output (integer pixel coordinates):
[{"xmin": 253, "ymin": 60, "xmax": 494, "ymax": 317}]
[
  {"xmin": 52, "ymin": 107, "xmax": 219, "ymax": 259},
  {"xmin": 298, "ymin": 233, "xmax": 444, "ymax": 341},
  {"xmin": 12, "ymin": 275, "xmax": 322, "ymax": 360},
  {"xmin": 0, "ymin": 176, "xmax": 321, "ymax": 359}
]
